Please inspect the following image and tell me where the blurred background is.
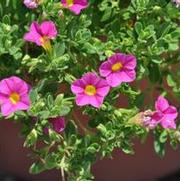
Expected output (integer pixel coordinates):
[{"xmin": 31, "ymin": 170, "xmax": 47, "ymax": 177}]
[{"xmin": 1, "ymin": 120, "xmax": 180, "ymax": 181}]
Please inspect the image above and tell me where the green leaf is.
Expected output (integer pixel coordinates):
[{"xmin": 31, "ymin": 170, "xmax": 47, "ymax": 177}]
[
  {"xmin": 169, "ymin": 43, "xmax": 178, "ymax": 51},
  {"xmin": 97, "ymin": 124, "xmax": 107, "ymax": 135},
  {"xmin": 154, "ymin": 140, "xmax": 165, "ymax": 157},
  {"xmin": 167, "ymin": 74, "xmax": 176, "ymax": 87},
  {"xmin": 2, "ymin": 15, "xmax": 10, "ymax": 24},
  {"xmin": 54, "ymin": 94, "xmax": 64, "ymax": 105},
  {"xmin": 49, "ymin": 129, "xmax": 61, "ymax": 142},
  {"xmin": 24, "ymin": 129, "xmax": 38, "ymax": 148},
  {"xmin": 29, "ymin": 89, "xmax": 39, "ymax": 103},
  {"xmin": 101, "ymin": 7, "xmax": 112, "ymax": 22},
  {"xmin": 59, "ymin": 106, "xmax": 71, "ymax": 116},
  {"xmin": 45, "ymin": 153, "xmax": 58, "ymax": 169},
  {"xmin": 159, "ymin": 130, "xmax": 168, "ymax": 143},
  {"xmin": 54, "ymin": 42, "xmax": 65, "ymax": 57},
  {"xmin": 131, "ymin": 0, "xmax": 150, "ymax": 12},
  {"xmin": 170, "ymin": 139, "xmax": 178, "ymax": 150},
  {"xmin": 87, "ymin": 143, "xmax": 100, "ymax": 154},
  {"xmin": 148, "ymin": 63, "xmax": 161, "ymax": 83},
  {"xmin": 135, "ymin": 22, "xmax": 143, "ymax": 35},
  {"xmin": 29, "ymin": 162, "xmax": 46, "ymax": 174},
  {"xmin": 122, "ymin": 147, "xmax": 134, "ymax": 154}
]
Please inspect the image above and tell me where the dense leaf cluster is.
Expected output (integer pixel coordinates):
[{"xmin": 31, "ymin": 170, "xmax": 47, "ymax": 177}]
[{"xmin": 0, "ymin": 0, "xmax": 179, "ymax": 180}]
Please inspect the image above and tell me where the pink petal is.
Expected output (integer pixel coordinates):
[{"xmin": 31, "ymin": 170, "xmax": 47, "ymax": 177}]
[
  {"xmin": 107, "ymin": 54, "xmax": 121, "ymax": 65},
  {"xmin": 89, "ymin": 95, "xmax": 104, "ymax": 108},
  {"xmin": 29, "ymin": 21, "xmax": 41, "ymax": 33},
  {"xmin": 69, "ymin": 4, "xmax": 88, "ymax": 14},
  {"xmin": 15, "ymin": 97, "xmax": 30, "ymax": 111},
  {"xmin": 40, "ymin": 21, "xmax": 57, "ymax": 39},
  {"xmin": 19, "ymin": 95, "xmax": 30, "ymax": 109},
  {"xmin": 15, "ymin": 102, "xmax": 30, "ymax": 111},
  {"xmin": 155, "ymin": 96, "xmax": 170, "ymax": 112},
  {"xmin": 106, "ymin": 72, "xmax": 123, "ymax": 87},
  {"xmin": 74, "ymin": 0, "xmax": 88, "ymax": 5},
  {"xmin": 144, "ymin": 111, "xmax": 163, "ymax": 129},
  {"xmin": 120, "ymin": 69, "xmax": 136, "ymax": 82},
  {"xmin": 75, "ymin": 94, "xmax": 90, "ymax": 106},
  {"xmin": 0, "ymin": 93, "xmax": 8, "ymax": 104},
  {"xmin": 163, "ymin": 106, "xmax": 178, "ymax": 121},
  {"xmin": 50, "ymin": 117, "xmax": 65, "ymax": 133},
  {"xmin": 61, "ymin": 0, "xmax": 88, "ymax": 15},
  {"xmin": 23, "ymin": 22, "xmax": 42, "ymax": 45},
  {"xmin": 151, "ymin": 111, "xmax": 163, "ymax": 122},
  {"xmin": 61, "ymin": 0, "xmax": 66, "ymax": 4},
  {"xmin": 24, "ymin": 32, "xmax": 42, "ymax": 45},
  {"xmin": 122, "ymin": 55, "xmax": 137, "ymax": 69},
  {"xmin": 145, "ymin": 118, "xmax": 158, "ymax": 129},
  {"xmin": 0, "ymin": 79, "xmax": 12, "ymax": 95},
  {"xmin": 81, "ymin": 72, "xmax": 99, "ymax": 85},
  {"xmin": 72, "ymin": 73, "xmax": 110, "ymax": 108},
  {"xmin": 23, "ymin": 0, "xmax": 38, "ymax": 9},
  {"xmin": 0, "ymin": 76, "xmax": 29, "ymax": 95},
  {"xmin": 1, "ymin": 101, "xmax": 16, "ymax": 116},
  {"xmin": 10, "ymin": 76, "xmax": 29, "ymax": 95},
  {"xmin": 71, "ymin": 79, "xmax": 85, "ymax": 94},
  {"xmin": 106, "ymin": 69, "xmax": 136, "ymax": 87},
  {"xmin": 96, "ymin": 79, "xmax": 110, "ymax": 97},
  {"xmin": 99, "ymin": 61, "xmax": 112, "ymax": 77},
  {"xmin": 107, "ymin": 53, "xmax": 137, "ymax": 70},
  {"xmin": 113, "ymin": 53, "xmax": 127, "ymax": 64},
  {"xmin": 76, "ymin": 94, "xmax": 104, "ymax": 108},
  {"xmin": 161, "ymin": 119, "xmax": 176, "ymax": 129}
]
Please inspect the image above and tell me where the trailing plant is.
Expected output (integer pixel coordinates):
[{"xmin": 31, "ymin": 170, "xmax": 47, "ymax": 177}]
[{"xmin": 0, "ymin": 0, "xmax": 179, "ymax": 180}]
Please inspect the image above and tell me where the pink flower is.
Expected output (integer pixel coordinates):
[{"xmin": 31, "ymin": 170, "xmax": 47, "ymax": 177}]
[
  {"xmin": 99, "ymin": 53, "xmax": 137, "ymax": 87},
  {"xmin": 24, "ymin": 21, "xmax": 57, "ymax": 52},
  {"xmin": 143, "ymin": 111, "xmax": 163, "ymax": 129},
  {"xmin": 144, "ymin": 96, "xmax": 178, "ymax": 129},
  {"xmin": 172, "ymin": 0, "xmax": 180, "ymax": 7},
  {"xmin": 61, "ymin": 0, "xmax": 88, "ymax": 15},
  {"xmin": 155, "ymin": 96, "xmax": 178, "ymax": 129},
  {"xmin": 44, "ymin": 117, "xmax": 65, "ymax": 134},
  {"xmin": 0, "ymin": 76, "xmax": 31, "ymax": 116},
  {"xmin": 71, "ymin": 72, "xmax": 110, "ymax": 108},
  {"xmin": 23, "ymin": 0, "xmax": 38, "ymax": 9}
]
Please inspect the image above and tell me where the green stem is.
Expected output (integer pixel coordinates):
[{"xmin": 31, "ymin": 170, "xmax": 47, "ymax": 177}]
[
  {"xmin": 61, "ymin": 167, "xmax": 65, "ymax": 181},
  {"xmin": 72, "ymin": 112, "xmax": 94, "ymax": 135}
]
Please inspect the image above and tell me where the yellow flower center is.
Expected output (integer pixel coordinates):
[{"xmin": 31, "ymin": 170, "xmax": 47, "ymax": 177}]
[
  {"xmin": 67, "ymin": 0, "xmax": 74, "ymax": 6},
  {"xmin": 84, "ymin": 85, "xmax": 97, "ymax": 96},
  {"xmin": 111, "ymin": 62, "xmax": 123, "ymax": 72},
  {"xmin": 40, "ymin": 36, "xmax": 52, "ymax": 53},
  {"xmin": 9, "ymin": 92, "xmax": 20, "ymax": 104}
]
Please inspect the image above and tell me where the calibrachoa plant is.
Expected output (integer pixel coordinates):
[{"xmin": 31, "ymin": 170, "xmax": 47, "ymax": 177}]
[
  {"xmin": 24, "ymin": 21, "xmax": 57, "ymax": 53},
  {"xmin": 0, "ymin": 0, "xmax": 179, "ymax": 180}
]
